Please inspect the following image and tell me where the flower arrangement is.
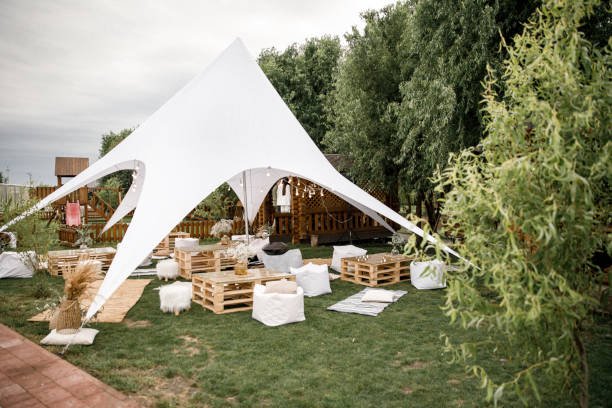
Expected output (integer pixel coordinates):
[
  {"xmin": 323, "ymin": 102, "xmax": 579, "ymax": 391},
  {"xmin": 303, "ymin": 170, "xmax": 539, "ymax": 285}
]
[
  {"xmin": 390, "ymin": 233, "xmax": 407, "ymax": 255},
  {"xmin": 75, "ymin": 224, "xmax": 93, "ymax": 248},
  {"xmin": 226, "ymin": 242, "xmax": 256, "ymax": 264},
  {"xmin": 211, "ymin": 219, "xmax": 233, "ymax": 238}
]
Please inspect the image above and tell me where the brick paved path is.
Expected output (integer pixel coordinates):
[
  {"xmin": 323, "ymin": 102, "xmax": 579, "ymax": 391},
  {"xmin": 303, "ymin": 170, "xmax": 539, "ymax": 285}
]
[{"xmin": 0, "ymin": 324, "xmax": 139, "ymax": 407}]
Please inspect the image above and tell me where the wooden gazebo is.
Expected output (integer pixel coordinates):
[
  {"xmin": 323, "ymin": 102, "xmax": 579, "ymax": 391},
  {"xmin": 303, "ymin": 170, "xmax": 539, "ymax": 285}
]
[{"xmin": 255, "ymin": 155, "xmax": 397, "ymax": 244}]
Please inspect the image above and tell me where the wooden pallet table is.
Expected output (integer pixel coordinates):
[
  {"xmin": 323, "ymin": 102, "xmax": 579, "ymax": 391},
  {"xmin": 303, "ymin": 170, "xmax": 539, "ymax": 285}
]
[
  {"xmin": 192, "ymin": 269, "xmax": 296, "ymax": 314},
  {"xmin": 340, "ymin": 253, "xmax": 413, "ymax": 287},
  {"xmin": 47, "ymin": 247, "xmax": 116, "ymax": 277},
  {"xmin": 174, "ymin": 243, "xmax": 239, "ymax": 279}
]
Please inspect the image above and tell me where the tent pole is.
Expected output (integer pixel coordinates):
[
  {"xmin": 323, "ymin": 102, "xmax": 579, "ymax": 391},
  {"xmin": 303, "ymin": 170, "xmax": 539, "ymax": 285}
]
[{"xmin": 242, "ymin": 170, "xmax": 250, "ymax": 245}]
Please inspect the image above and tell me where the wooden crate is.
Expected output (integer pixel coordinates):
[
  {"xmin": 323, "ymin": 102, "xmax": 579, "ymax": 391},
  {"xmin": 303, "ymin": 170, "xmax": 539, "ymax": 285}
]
[
  {"xmin": 47, "ymin": 247, "xmax": 116, "ymax": 277},
  {"xmin": 192, "ymin": 269, "xmax": 296, "ymax": 314},
  {"xmin": 175, "ymin": 248, "xmax": 220, "ymax": 279},
  {"xmin": 341, "ymin": 253, "xmax": 412, "ymax": 287}
]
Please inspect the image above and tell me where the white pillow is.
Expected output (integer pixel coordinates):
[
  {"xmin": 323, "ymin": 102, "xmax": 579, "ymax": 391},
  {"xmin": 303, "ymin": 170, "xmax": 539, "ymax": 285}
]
[
  {"xmin": 361, "ymin": 289, "xmax": 394, "ymax": 303},
  {"xmin": 330, "ymin": 245, "xmax": 367, "ymax": 272},
  {"xmin": 41, "ymin": 328, "xmax": 99, "ymax": 346},
  {"xmin": 289, "ymin": 262, "xmax": 328, "ymax": 275}
]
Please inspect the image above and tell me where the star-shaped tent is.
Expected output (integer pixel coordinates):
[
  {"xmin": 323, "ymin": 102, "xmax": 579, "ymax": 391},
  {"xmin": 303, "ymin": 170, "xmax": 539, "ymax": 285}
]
[{"xmin": 2, "ymin": 39, "xmax": 463, "ymax": 320}]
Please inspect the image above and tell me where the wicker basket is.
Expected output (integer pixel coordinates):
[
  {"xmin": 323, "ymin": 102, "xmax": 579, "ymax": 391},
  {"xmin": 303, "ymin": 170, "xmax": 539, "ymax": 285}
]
[{"xmin": 56, "ymin": 300, "xmax": 81, "ymax": 334}]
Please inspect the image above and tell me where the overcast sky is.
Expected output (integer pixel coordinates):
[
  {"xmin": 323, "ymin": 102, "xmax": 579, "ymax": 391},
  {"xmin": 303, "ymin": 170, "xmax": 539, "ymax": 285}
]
[{"xmin": 0, "ymin": 0, "xmax": 391, "ymax": 186}]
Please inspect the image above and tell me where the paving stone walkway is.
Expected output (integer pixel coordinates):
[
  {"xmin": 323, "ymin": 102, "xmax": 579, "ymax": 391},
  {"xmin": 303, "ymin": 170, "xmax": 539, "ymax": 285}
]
[{"xmin": 0, "ymin": 324, "xmax": 139, "ymax": 407}]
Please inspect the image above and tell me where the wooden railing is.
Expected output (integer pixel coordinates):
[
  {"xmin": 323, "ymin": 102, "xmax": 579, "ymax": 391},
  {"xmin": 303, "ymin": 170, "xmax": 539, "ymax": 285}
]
[{"xmin": 88, "ymin": 191, "xmax": 115, "ymax": 221}]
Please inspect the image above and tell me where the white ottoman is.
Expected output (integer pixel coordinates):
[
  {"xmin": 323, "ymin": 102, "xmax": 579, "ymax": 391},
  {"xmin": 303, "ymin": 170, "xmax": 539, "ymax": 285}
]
[
  {"xmin": 175, "ymin": 238, "xmax": 199, "ymax": 250},
  {"xmin": 290, "ymin": 263, "xmax": 332, "ymax": 297},
  {"xmin": 331, "ymin": 245, "xmax": 367, "ymax": 272},
  {"xmin": 252, "ymin": 284, "xmax": 305, "ymax": 327},
  {"xmin": 157, "ymin": 259, "xmax": 179, "ymax": 281},
  {"xmin": 159, "ymin": 282, "xmax": 192, "ymax": 315},
  {"xmin": 261, "ymin": 249, "xmax": 303, "ymax": 273},
  {"xmin": 410, "ymin": 260, "xmax": 447, "ymax": 290}
]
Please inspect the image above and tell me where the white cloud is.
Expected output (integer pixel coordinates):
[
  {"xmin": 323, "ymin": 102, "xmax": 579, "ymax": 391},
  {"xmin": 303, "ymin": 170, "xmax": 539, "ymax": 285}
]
[{"xmin": 0, "ymin": 0, "xmax": 391, "ymax": 185}]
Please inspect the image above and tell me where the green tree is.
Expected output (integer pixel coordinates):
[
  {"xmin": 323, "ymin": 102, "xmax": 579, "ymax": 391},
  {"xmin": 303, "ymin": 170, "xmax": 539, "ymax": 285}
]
[
  {"xmin": 258, "ymin": 36, "xmax": 342, "ymax": 147},
  {"xmin": 98, "ymin": 128, "xmax": 134, "ymax": 190},
  {"xmin": 410, "ymin": 0, "xmax": 611, "ymax": 405},
  {"xmin": 325, "ymin": 1, "xmax": 540, "ymax": 225},
  {"xmin": 0, "ymin": 171, "xmax": 7, "ymax": 184},
  {"xmin": 324, "ymin": 3, "xmax": 412, "ymax": 207}
]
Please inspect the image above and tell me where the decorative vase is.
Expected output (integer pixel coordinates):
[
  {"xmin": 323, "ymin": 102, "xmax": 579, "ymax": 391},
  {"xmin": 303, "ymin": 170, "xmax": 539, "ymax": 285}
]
[
  {"xmin": 234, "ymin": 261, "xmax": 248, "ymax": 275},
  {"xmin": 56, "ymin": 299, "xmax": 81, "ymax": 334},
  {"xmin": 221, "ymin": 235, "xmax": 230, "ymax": 245},
  {"xmin": 391, "ymin": 246, "xmax": 399, "ymax": 256}
]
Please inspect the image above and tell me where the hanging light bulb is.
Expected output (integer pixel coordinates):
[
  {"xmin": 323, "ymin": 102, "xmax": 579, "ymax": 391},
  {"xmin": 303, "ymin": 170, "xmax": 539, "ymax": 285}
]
[
  {"xmin": 266, "ymin": 167, "xmax": 271, "ymax": 177},
  {"xmin": 295, "ymin": 188, "xmax": 299, "ymax": 196},
  {"xmin": 320, "ymin": 188, "xmax": 324, "ymax": 197}
]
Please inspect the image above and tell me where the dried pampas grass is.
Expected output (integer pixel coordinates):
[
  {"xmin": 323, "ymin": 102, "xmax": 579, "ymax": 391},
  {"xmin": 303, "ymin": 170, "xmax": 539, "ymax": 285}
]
[{"xmin": 62, "ymin": 261, "xmax": 99, "ymax": 301}]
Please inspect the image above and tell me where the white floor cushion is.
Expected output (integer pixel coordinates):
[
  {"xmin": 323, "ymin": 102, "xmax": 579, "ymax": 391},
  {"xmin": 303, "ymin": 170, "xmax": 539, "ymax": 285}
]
[
  {"xmin": 252, "ymin": 284, "xmax": 305, "ymax": 327},
  {"xmin": 330, "ymin": 245, "xmax": 367, "ymax": 272},
  {"xmin": 290, "ymin": 263, "xmax": 332, "ymax": 297},
  {"xmin": 410, "ymin": 260, "xmax": 447, "ymax": 290},
  {"xmin": 159, "ymin": 282, "xmax": 192, "ymax": 313},
  {"xmin": 156, "ymin": 259, "xmax": 179, "ymax": 280},
  {"xmin": 261, "ymin": 249, "xmax": 303, "ymax": 273},
  {"xmin": 361, "ymin": 289, "xmax": 394, "ymax": 303},
  {"xmin": 175, "ymin": 238, "xmax": 199, "ymax": 250},
  {"xmin": 41, "ymin": 328, "xmax": 99, "ymax": 346},
  {"xmin": 0, "ymin": 251, "xmax": 35, "ymax": 278}
]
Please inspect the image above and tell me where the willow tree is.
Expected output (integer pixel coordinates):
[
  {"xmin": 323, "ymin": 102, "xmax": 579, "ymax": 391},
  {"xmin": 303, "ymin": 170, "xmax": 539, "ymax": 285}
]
[{"xmin": 409, "ymin": 0, "xmax": 611, "ymax": 405}]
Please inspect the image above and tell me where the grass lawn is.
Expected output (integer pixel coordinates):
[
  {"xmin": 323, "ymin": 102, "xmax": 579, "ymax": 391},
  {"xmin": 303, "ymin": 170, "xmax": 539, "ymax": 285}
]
[{"xmin": 0, "ymin": 241, "xmax": 610, "ymax": 407}]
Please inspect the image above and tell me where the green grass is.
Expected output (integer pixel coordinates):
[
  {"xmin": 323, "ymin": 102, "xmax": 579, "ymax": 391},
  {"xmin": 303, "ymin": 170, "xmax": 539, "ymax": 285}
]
[{"xmin": 0, "ymin": 242, "xmax": 610, "ymax": 407}]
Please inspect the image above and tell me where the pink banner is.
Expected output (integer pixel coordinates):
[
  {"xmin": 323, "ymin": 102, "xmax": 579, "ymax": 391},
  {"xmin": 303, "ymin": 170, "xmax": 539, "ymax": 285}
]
[{"xmin": 65, "ymin": 202, "xmax": 81, "ymax": 226}]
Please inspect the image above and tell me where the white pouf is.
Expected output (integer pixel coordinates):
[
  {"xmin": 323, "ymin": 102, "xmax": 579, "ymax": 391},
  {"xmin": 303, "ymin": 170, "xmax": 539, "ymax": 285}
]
[
  {"xmin": 290, "ymin": 263, "xmax": 332, "ymax": 297},
  {"xmin": 252, "ymin": 284, "xmax": 305, "ymax": 327},
  {"xmin": 175, "ymin": 238, "xmax": 199, "ymax": 250},
  {"xmin": 0, "ymin": 251, "xmax": 35, "ymax": 279},
  {"xmin": 261, "ymin": 249, "xmax": 303, "ymax": 273},
  {"xmin": 410, "ymin": 260, "xmax": 447, "ymax": 290},
  {"xmin": 159, "ymin": 282, "xmax": 192, "ymax": 315},
  {"xmin": 156, "ymin": 259, "xmax": 179, "ymax": 281},
  {"xmin": 331, "ymin": 245, "xmax": 367, "ymax": 272}
]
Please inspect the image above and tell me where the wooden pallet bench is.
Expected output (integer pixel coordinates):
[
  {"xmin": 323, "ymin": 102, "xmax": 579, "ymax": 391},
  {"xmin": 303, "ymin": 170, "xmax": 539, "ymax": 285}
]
[
  {"xmin": 340, "ymin": 253, "xmax": 412, "ymax": 287},
  {"xmin": 192, "ymin": 269, "xmax": 296, "ymax": 314},
  {"xmin": 47, "ymin": 247, "xmax": 116, "ymax": 277}
]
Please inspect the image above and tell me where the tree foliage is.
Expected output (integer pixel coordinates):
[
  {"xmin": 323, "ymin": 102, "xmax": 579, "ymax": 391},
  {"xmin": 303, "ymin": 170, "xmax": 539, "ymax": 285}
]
[
  {"xmin": 324, "ymin": 0, "xmax": 540, "ymax": 225},
  {"xmin": 193, "ymin": 184, "xmax": 238, "ymax": 222},
  {"xmin": 98, "ymin": 128, "xmax": 134, "ymax": 190},
  {"xmin": 407, "ymin": 0, "xmax": 611, "ymax": 405},
  {"xmin": 258, "ymin": 36, "xmax": 342, "ymax": 147}
]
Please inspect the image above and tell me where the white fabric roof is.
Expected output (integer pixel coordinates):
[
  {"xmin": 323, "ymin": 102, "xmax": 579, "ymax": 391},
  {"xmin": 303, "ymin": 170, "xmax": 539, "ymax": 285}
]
[{"xmin": 1, "ymin": 38, "xmax": 463, "ymax": 320}]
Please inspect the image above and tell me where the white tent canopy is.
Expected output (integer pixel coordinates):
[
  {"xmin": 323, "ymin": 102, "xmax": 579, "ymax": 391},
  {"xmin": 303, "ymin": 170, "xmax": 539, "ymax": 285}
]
[{"xmin": 1, "ymin": 38, "xmax": 463, "ymax": 321}]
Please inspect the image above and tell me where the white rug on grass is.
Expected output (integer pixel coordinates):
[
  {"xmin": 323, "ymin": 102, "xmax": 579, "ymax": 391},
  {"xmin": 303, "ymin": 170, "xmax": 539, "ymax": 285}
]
[{"xmin": 327, "ymin": 288, "xmax": 407, "ymax": 317}]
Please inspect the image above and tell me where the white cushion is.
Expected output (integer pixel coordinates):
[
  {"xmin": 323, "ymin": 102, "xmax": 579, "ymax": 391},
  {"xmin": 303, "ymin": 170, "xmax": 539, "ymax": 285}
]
[
  {"xmin": 330, "ymin": 245, "xmax": 367, "ymax": 272},
  {"xmin": 248, "ymin": 238, "xmax": 270, "ymax": 261},
  {"xmin": 0, "ymin": 251, "xmax": 35, "ymax": 279},
  {"xmin": 156, "ymin": 259, "xmax": 179, "ymax": 279},
  {"xmin": 159, "ymin": 282, "xmax": 192, "ymax": 313},
  {"xmin": 41, "ymin": 328, "xmax": 99, "ymax": 346},
  {"xmin": 410, "ymin": 260, "xmax": 447, "ymax": 290},
  {"xmin": 252, "ymin": 284, "xmax": 305, "ymax": 327},
  {"xmin": 264, "ymin": 278, "xmax": 298, "ymax": 294},
  {"xmin": 290, "ymin": 263, "xmax": 332, "ymax": 297},
  {"xmin": 175, "ymin": 238, "xmax": 199, "ymax": 250},
  {"xmin": 261, "ymin": 249, "xmax": 303, "ymax": 273},
  {"xmin": 361, "ymin": 289, "xmax": 394, "ymax": 303}
]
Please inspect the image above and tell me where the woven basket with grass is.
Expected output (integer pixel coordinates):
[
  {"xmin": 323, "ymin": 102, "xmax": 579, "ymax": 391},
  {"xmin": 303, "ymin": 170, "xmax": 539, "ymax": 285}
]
[
  {"xmin": 55, "ymin": 259, "xmax": 98, "ymax": 333},
  {"xmin": 56, "ymin": 300, "xmax": 81, "ymax": 333}
]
